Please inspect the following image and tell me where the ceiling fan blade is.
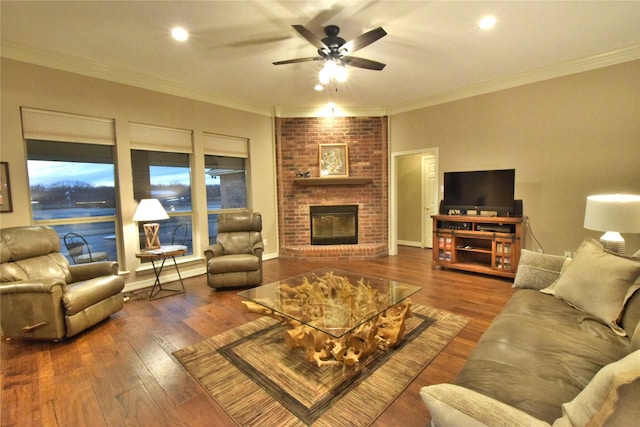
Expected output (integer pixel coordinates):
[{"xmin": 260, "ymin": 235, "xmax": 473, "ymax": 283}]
[
  {"xmin": 344, "ymin": 56, "xmax": 386, "ymax": 71},
  {"xmin": 342, "ymin": 27, "xmax": 387, "ymax": 54},
  {"xmin": 273, "ymin": 57, "xmax": 323, "ymax": 66},
  {"xmin": 291, "ymin": 25, "xmax": 327, "ymax": 50}
]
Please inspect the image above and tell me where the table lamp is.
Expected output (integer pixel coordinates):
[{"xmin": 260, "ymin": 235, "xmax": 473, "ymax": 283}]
[
  {"xmin": 132, "ymin": 199, "xmax": 169, "ymax": 249},
  {"xmin": 583, "ymin": 194, "xmax": 640, "ymax": 255}
]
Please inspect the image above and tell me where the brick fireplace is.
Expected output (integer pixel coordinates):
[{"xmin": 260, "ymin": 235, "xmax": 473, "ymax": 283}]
[
  {"xmin": 275, "ymin": 116, "xmax": 388, "ymax": 260},
  {"xmin": 310, "ymin": 205, "xmax": 358, "ymax": 245}
]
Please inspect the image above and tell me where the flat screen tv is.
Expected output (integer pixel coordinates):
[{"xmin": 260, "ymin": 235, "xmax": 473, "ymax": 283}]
[{"xmin": 442, "ymin": 169, "xmax": 516, "ymax": 215}]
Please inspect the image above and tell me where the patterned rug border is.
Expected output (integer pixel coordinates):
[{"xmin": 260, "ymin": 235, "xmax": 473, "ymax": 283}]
[{"xmin": 174, "ymin": 305, "xmax": 469, "ymax": 426}]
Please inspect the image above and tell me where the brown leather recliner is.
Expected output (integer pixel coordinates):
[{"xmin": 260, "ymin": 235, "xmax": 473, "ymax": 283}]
[
  {"xmin": 204, "ymin": 212, "xmax": 263, "ymax": 289},
  {"xmin": 0, "ymin": 226, "xmax": 125, "ymax": 340}
]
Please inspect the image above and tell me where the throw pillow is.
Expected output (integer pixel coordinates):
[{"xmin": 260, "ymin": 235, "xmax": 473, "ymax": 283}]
[
  {"xmin": 553, "ymin": 350, "xmax": 640, "ymax": 427},
  {"xmin": 631, "ymin": 323, "xmax": 640, "ymax": 353},
  {"xmin": 620, "ymin": 279, "xmax": 640, "ymax": 337},
  {"xmin": 540, "ymin": 238, "xmax": 640, "ymax": 335},
  {"xmin": 513, "ymin": 249, "xmax": 569, "ymax": 290}
]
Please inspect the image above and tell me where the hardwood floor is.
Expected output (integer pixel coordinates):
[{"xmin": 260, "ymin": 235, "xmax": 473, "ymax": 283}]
[{"xmin": 1, "ymin": 246, "xmax": 517, "ymax": 427}]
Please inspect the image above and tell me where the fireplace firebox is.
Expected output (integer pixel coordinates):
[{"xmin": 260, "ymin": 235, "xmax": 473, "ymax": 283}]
[{"xmin": 310, "ymin": 205, "xmax": 358, "ymax": 245}]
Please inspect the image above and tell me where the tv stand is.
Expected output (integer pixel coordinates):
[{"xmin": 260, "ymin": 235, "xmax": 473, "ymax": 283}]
[{"xmin": 432, "ymin": 215, "xmax": 526, "ymax": 279}]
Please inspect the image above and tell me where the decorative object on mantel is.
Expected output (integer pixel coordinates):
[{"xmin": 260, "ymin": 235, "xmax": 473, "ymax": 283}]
[
  {"xmin": 296, "ymin": 171, "xmax": 311, "ymax": 178},
  {"xmin": 319, "ymin": 143, "xmax": 349, "ymax": 177}
]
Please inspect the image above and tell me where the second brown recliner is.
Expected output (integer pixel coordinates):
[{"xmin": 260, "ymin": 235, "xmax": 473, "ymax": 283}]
[{"xmin": 204, "ymin": 212, "xmax": 263, "ymax": 289}]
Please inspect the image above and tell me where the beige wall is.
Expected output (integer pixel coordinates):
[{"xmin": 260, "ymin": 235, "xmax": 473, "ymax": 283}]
[
  {"xmin": 2, "ymin": 56, "xmax": 639, "ymax": 287},
  {"xmin": 397, "ymin": 154, "xmax": 422, "ymax": 245},
  {"xmin": 390, "ymin": 60, "xmax": 640, "ymax": 256},
  {"xmin": 0, "ymin": 59, "xmax": 278, "ymax": 288}
]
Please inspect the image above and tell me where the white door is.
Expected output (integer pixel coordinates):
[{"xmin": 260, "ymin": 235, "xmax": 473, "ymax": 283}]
[{"xmin": 422, "ymin": 155, "xmax": 437, "ymax": 248}]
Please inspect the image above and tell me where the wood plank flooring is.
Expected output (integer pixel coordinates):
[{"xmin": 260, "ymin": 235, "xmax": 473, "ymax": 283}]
[{"xmin": 1, "ymin": 247, "xmax": 517, "ymax": 427}]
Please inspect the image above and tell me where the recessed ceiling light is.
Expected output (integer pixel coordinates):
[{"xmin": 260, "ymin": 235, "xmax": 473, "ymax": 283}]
[
  {"xmin": 314, "ymin": 84, "xmax": 324, "ymax": 91},
  {"xmin": 171, "ymin": 27, "xmax": 189, "ymax": 42},
  {"xmin": 478, "ymin": 16, "xmax": 497, "ymax": 30}
]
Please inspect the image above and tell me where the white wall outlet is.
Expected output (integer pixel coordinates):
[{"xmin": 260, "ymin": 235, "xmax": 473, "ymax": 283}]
[
  {"xmin": 564, "ymin": 251, "xmax": 572, "ymax": 258},
  {"xmin": 263, "ymin": 239, "xmax": 268, "ymax": 246}
]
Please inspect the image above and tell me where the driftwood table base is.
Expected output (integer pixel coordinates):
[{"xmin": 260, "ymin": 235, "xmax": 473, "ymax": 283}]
[{"xmin": 241, "ymin": 271, "xmax": 414, "ymax": 367}]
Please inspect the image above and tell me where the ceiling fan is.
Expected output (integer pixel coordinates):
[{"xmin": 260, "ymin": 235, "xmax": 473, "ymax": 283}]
[{"xmin": 273, "ymin": 24, "xmax": 387, "ymax": 73}]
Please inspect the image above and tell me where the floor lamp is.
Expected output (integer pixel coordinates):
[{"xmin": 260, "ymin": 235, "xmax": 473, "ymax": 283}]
[
  {"xmin": 133, "ymin": 199, "xmax": 169, "ymax": 249},
  {"xmin": 583, "ymin": 194, "xmax": 640, "ymax": 255}
]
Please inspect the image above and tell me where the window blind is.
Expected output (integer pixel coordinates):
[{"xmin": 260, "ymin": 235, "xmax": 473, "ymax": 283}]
[
  {"xmin": 21, "ymin": 107, "xmax": 115, "ymax": 145},
  {"xmin": 202, "ymin": 132, "xmax": 248, "ymax": 158},
  {"xmin": 129, "ymin": 122, "xmax": 193, "ymax": 153}
]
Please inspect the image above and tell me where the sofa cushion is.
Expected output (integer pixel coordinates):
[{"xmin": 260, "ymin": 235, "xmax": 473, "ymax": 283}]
[
  {"xmin": 541, "ymin": 238, "xmax": 640, "ymax": 335},
  {"xmin": 5, "ymin": 253, "xmax": 73, "ymax": 284},
  {"xmin": 631, "ymin": 323, "xmax": 640, "ymax": 353},
  {"xmin": 620, "ymin": 282, "xmax": 640, "ymax": 337},
  {"xmin": 63, "ymin": 275, "xmax": 125, "ymax": 315},
  {"xmin": 421, "ymin": 383, "xmax": 550, "ymax": 427},
  {"xmin": 0, "ymin": 225, "xmax": 60, "ymax": 262},
  {"xmin": 207, "ymin": 253, "xmax": 260, "ymax": 274},
  {"xmin": 454, "ymin": 289, "xmax": 630, "ymax": 423},
  {"xmin": 513, "ymin": 250, "xmax": 568, "ymax": 290},
  {"xmin": 553, "ymin": 350, "xmax": 640, "ymax": 427}
]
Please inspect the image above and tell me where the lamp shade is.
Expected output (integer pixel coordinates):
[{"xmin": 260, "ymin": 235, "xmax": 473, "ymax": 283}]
[
  {"xmin": 583, "ymin": 194, "xmax": 640, "ymax": 233},
  {"xmin": 132, "ymin": 199, "xmax": 169, "ymax": 222}
]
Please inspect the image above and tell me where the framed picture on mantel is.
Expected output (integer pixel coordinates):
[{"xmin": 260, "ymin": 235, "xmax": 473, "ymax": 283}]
[{"xmin": 319, "ymin": 144, "xmax": 349, "ymax": 177}]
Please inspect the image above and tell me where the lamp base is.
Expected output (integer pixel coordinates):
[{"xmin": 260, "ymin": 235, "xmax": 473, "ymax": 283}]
[
  {"xmin": 143, "ymin": 223, "xmax": 161, "ymax": 249},
  {"xmin": 599, "ymin": 231, "xmax": 625, "ymax": 256}
]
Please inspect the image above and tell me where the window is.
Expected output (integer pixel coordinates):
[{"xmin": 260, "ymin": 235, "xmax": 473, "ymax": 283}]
[
  {"xmin": 131, "ymin": 150, "xmax": 193, "ymax": 254},
  {"xmin": 205, "ymin": 155, "xmax": 247, "ymax": 245},
  {"xmin": 27, "ymin": 140, "xmax": 118, "ymax": 264}
]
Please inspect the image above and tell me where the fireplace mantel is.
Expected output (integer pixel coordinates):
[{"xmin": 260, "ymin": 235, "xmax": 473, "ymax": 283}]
[
  {"xmin": 293, "ymin": 177, "xmax": 372, "ymax": 186},
  {"xmin": 277, "ymin": 116, "xmax": 388, "ymax": 259}
]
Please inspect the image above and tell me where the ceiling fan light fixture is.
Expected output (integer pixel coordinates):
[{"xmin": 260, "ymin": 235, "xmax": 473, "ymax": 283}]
[
  {"xmin": 478, "ymin": 16, "xmax": 497, "ymax": 30},
  {"xmin": 335, "ymin": 64, "xmax": 348, "ymax": 82},
  {"xmin": 319, "ymin": 68, "xmax": 331, "ymax": 85},
  {"xmin": 171, "ymin": 26, "xmax": 189, "ymax": 41},
  {"xmin": 319, "ymin": 60, "xmax": 347, "ymax": 84}
]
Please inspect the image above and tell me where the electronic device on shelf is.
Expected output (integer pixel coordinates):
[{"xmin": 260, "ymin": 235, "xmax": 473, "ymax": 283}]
[
  {"xmin": 476, "ymin": 224, "xmax": 515, "ymax": 233},
  {"xmin": 439, "ymin": 169, "xmax": 522, "ymax": 217},
  {"xmin": 439, "ymin": 221, "xmax": 472, "ymax": 230}
]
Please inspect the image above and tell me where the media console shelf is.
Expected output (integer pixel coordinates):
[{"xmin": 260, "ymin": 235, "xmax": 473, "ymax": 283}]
[{"xmin": 432, "ymin": 215, "xmax": 527, "ymax": 279}]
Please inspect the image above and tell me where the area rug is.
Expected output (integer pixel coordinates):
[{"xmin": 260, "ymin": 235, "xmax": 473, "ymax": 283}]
[{"xmin": 173, "ymin": 305, "xmax": 468, "ymax": 426}]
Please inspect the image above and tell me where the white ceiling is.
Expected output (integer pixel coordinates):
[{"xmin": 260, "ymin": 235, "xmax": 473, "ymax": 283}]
[{"xmin": 2, "ymin": 1, "xmax": 640, "ymax": 116}]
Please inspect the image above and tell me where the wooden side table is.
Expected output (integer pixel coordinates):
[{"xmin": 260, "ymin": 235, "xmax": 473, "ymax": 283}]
[{"xmin": 135, "ymin": 245, "xmax": 187, "ymax": 300}]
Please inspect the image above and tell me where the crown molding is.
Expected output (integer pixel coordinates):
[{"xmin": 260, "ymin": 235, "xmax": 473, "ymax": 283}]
[
  {"xmin": 388, "ymin": 44, "xmax": 640, "ymax": 115},
  {"xmin": 1, "ymin": 41, "xmax": 273, "ymax": 117},
  {"xmin": 273, "ymin": 105, "xmax": 387, "ymax": 118},
  {"xmin": 3, "ymin": 41, "xmax": 639, "ymax": 118}
]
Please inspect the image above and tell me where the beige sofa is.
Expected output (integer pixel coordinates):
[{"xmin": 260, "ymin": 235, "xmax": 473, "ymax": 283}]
[
  {"xmin": 0, "ymin": 226, "xmax": 125, "ymax": 340},
  {"xmin": 421, "ymin": 238, "xmax": 640, "ymax": 426}
]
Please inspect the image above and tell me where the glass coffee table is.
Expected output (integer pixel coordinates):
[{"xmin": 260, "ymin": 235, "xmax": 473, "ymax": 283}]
[{"xmin": 238, "ymin": 267, "xmax": 421, "ymax": 366}]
